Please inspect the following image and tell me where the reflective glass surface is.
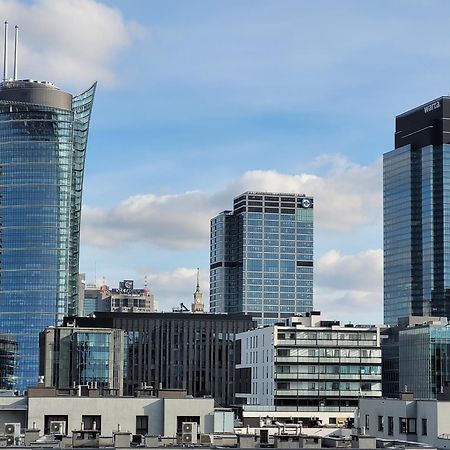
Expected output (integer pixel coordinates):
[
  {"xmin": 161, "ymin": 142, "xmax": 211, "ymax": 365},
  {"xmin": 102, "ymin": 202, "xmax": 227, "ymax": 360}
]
[
  {"xmin": 384, "ymin": 143, "xmax": 450, "ymax": 325},
  {"xmin": 0, "ymin": 83, "xmax": 95, "ymax": 389},
  {"xmin": 210, "ymin": 193, "xmax": 313, "ymax": 324}
]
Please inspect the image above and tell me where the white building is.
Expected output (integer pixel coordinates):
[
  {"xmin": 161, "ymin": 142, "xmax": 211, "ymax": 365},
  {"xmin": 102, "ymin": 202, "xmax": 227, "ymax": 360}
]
[
  {"xmin": 359, "ymin": 395, "xmax": 450, "ymax": 449},
  {"xmin": 235, "ymin": 312, "xmax": 382, "ymax": 425},
  {"xmin": 0, "ymin": 387, "xmax": 224, "ymax": 440}
]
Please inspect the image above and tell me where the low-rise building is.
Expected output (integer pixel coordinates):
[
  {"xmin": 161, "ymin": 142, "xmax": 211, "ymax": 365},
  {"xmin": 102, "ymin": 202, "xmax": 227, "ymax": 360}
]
[
  {"xmin": 359, "ymin": 395, "xmax": 450, "ymax": 449},
  {"xmin": 235, "ymin": 312, "xmax": 382, "ymax": 424}
]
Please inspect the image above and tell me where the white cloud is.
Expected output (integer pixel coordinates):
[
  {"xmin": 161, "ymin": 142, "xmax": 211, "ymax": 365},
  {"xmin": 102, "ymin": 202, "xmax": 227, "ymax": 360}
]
[
  {"xmin": 315, "ymin": 248, "xmax": 383, "ymax": 324},
  {"xmin": 81, "ymin": 154, "xmax": 382, "ymax": 250},
  {"xmin": 0, "ymin": 0, "xmax": 143, "ymax": 87}
]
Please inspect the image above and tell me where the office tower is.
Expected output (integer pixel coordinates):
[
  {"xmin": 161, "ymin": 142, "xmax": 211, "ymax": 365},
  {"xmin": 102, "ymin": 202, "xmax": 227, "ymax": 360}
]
[
  {"xmin": 210, "ymin": 192, "xmax": 313, "ymax": 325},
  {"xmin": 0, "ymin": 51, "xmax": 96, "ymax": 386},
  {"xmin": 384, "ymin": 97, "xmax": 450, "ymax": 326}
]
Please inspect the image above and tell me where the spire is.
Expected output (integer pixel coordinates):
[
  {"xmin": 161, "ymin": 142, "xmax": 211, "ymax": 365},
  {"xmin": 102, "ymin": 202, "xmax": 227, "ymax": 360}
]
[{"xmin": 192, "ymin": 267, "xmax": 204, "ymax": 313}]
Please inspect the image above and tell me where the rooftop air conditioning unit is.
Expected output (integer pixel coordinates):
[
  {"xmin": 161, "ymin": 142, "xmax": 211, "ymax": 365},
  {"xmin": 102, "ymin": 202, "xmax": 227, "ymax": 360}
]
[
  {"xmin": 5, "ymin": 423, "xmax": 20, "ymax": 446},
  {"xmin": 5, "ymin": 423, "xmax": 20, "ymax": 437},
  {"xmin": 182, "ymin": 422, "xmax": 198, "ymax": 444},
  {"xmin": 49, "ymin": 421, "xmax": 66, "ymax": 435}
]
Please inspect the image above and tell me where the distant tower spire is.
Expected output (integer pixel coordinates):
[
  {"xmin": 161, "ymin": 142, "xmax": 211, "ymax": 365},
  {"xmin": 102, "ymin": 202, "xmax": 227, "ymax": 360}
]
[
  {"xmin": 3, "ymin": 21, "xmax": 8, "ymax": 82},
  {"xmin": 192, "ymin": 268, "xmax": 204, "ymax": 313}
]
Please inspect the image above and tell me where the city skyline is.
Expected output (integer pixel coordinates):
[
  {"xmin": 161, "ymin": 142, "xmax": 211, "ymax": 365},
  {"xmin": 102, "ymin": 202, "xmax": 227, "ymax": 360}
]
[{"xmin": 4, "ymin": 0, "xmax": 450, "ymax": 323}]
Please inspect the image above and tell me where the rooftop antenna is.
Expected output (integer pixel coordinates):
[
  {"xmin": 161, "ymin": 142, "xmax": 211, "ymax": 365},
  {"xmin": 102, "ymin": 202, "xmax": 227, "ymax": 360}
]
[
  {"xmin": 3, "ymin": 21, "xmax": 8, "ymax": 82},
  {"xmin": 13, "ymin": 25, "xmax": 18, "ymax": 80}
]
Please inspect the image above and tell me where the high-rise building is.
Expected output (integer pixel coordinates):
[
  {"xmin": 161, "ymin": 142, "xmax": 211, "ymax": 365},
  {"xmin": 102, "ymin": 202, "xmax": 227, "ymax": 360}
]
[
  {"xmin": 384, "ymin": 97, "xmax": 450, "ymax": 326},
  {"xmin": 0, "ymin": 76, "xmax": 96, "ymax": 388},
  {"xmin": 210, "ymin": 192, "xmax": 313, "ymax": 325}
]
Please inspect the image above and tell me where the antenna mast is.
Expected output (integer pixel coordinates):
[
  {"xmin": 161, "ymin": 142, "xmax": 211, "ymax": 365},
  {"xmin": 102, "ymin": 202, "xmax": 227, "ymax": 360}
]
[
  {"xmin": 3, "ymin": 21, "xmax": 8, "ymax": 82},
  {"xmin": 13, "ymin": 25, "xmax": 18, "ymax": 80}
]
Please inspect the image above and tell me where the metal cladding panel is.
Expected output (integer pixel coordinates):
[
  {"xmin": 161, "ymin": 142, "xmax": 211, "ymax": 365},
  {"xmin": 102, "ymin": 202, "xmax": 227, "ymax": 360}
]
[
  {"xmin": 0, "ymin": 83, "xmax": 72, "ymax": 110},
  {"xmin": 395, "ymin": 97, "xmax": 450, "ymax": 148}
]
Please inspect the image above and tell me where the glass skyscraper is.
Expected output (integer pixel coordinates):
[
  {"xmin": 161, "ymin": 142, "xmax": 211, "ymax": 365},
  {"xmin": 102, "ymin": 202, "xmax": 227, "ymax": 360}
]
[
  {"xmin": 210, "ymin": 192, "xmax": 313, "ymax": 325},
  {"xmin": 384, "ymin": 97, "xmax": 450, "ymax": 326},
  {"xmin": 0, "ymin": 79, "xmax": 96, "ymax": 389}
]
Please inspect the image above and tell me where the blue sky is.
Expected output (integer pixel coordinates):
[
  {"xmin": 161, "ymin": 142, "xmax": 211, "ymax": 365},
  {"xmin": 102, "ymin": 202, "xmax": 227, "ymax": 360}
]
[{"xmin": 3, "ymin": 0, "xmax": 450, "ymax": 322}]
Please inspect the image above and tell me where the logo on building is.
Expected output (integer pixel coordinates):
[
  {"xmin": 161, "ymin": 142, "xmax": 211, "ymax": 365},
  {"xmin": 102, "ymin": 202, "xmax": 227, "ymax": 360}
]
[{"xmin": 424, "ymin": 101, "xmax": 441, "ymax": 113}]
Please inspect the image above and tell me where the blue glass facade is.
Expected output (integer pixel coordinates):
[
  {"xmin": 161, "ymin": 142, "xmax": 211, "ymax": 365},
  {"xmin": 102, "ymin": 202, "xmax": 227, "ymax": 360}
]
[
  {"xmin": 399, "ymin": 323, "xmax": 450, "ymax": 399},
  {"xmin": 0, "ymin": 80, "xmax": 96, "ymax": 389},
  {"xmin": 384, "ymin": 97, "xmax": 450, "ymax": 326},
  {"xmin": 210, "ymin": 192, "xmax": 313, "ymax": 325},
  {"xmin": 74, "ymin": 332, "xmax": 110, "ymax": 388}
]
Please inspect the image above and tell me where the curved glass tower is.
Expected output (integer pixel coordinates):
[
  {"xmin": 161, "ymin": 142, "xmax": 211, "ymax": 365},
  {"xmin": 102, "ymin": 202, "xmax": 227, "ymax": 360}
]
[{"xmin": 0, "ymin": 79, "xmax": 96, "ymax": 389}]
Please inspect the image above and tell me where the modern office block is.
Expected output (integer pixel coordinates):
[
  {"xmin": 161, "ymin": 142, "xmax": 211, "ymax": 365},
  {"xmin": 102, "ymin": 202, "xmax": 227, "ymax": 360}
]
[
  {"xmin": 384, "ymin": 97, "xmax": 450, "ymax": 325},
  {"xmin": 381, "ymin": 316, "xmax": 450, "ymax": 400},
  {"xmin": 0, "ymin": 79, "xmax": 96, "ymax": 389},
  {"xmin": 40, "ymin": 326, "xmax": 125, "ymax": 394},
  {"xmin": 64, "ymin": 311, "xmax": 255, "ymax": 406},
  {"xmin": 0, "ymin": 334, "xmax": 18, "ymax": 390},
  {"xmin": 235, "ymin": 312, "xmax": 382, "ymax": 416},
  {"xmin": 210, "ymin": 192, "xmax": 313, "ymax": 325}
]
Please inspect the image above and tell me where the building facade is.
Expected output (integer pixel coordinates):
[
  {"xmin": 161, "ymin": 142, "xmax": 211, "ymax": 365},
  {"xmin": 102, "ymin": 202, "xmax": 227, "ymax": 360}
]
[
  {"xmin": 235, "ymin": 312, "xmax": 382, "ymax": 418},
  {"xmin": 384, "ymin": 97, "xmax": 450, "ymax": 326},
  {"xmin": 0, "ymin": 334, "xmax": 18, "ymax": 390},
  {"xmin": 381, "ymin": 316, "xmax": 448, "ymax": 399},
  {"xmin": 210, "ymin": 192, "xmax": 313, "ymax": 325},
  {"xmin": 64, "ymin": 312, "xmax": 255, "ymax": 406},
  {"xmin": 40, "ymin": 326, "xmax": 125, "ymax": 394},
  {"xmin": 359, "ymin": 396, "xmax": 450, "ymax": 449},
  {"xmin": 79, "ymin": 279, "xmax": 157, "ymax": 317},
  {"xmin": 0, "ymin": 79, "xmax": 96, "ymax": 389}
]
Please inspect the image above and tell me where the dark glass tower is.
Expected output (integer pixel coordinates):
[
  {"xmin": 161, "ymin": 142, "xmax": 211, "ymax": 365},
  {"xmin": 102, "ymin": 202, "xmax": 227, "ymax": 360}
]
[
  {"xmin": 210, "ymin": 192, "xmax": 313, "ymax": 325},
  {"xmin": 0, "ymin": 79, "xmax": 96, "ymax": 389},
  {"xmin": 384, "ymin": 97, "xmax": 450, "ymax": 326}
]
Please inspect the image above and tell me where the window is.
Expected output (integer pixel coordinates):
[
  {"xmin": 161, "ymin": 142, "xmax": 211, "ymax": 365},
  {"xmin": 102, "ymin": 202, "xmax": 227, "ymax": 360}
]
[
  {"xmin": 388, "ymin": 417, "xmax": 393, "ymax": 436},
  {"xmin": 136, "ymin": 416, "xmax": 148, "ymax": 436},
  {"xmin": 82, "ymin": 415, "xmax": 101, "ymax": 433},
  {"xmin": 399, "ymin": 417, "xmax": 407, "ymax": 434},
  {"xmin": 365, "ymin": 414, "xmax": 369, "ymax": 430},
  {"xmin": 399, "ymin": 417, "xmax": 416, "ymax": 434},
  {"xmin": 378, "ymin": 416, "xmax": 384, "ymax": 432},
  {"xmin": 407, "ymin": 418, "xmax": 417, "ymax": 434},
  {"xmin": 422, "ymin": 418, "xmax": 427, "ymax": 436}
]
